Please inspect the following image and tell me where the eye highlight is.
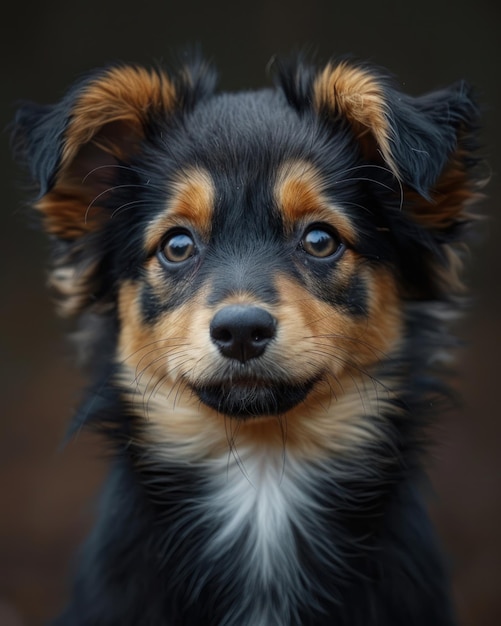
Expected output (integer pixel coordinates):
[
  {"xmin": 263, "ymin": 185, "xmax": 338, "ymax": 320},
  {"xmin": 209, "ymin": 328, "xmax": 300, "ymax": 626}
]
[
  {"xmin": 300, "ymin": 225, "xmax": 343, "ymax": 259},
  {"xmin": 159, "ymin": 230, "xmax": 196, "ymax": 264}
]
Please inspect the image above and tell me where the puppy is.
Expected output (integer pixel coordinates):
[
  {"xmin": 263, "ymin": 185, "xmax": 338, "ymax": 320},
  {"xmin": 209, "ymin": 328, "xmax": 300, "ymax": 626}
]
[{"xmin": 12, "ymin": 54, "xmax": 481, "ymax": 625}]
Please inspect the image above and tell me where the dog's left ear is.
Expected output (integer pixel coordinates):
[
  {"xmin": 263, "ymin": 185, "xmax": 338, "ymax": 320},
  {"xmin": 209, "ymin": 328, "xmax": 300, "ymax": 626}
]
[
  {"xmin": 311, "ymin": 61, "xmax": 479, "ymax": 198},
  {"xmin": 12, "ymin": 64, "xmax": 183, "ymax": 240},
  {"xmin": 11, "ymin": 61, "xmax": 215, "ymax": 318}
]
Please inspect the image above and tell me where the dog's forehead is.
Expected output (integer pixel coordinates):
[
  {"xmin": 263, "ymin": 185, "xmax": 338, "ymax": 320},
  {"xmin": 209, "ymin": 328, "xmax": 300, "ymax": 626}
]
[
  {"xmin": 149, "ymin": 90, "xmax": 358, "ymax": 232},
  {"xmin": 187, "ymin": 90, "xmax": 306, "ymax": 146},
  {"xmin": 173, "ymin": 90, "xmax": 335, "ymax": 178}
]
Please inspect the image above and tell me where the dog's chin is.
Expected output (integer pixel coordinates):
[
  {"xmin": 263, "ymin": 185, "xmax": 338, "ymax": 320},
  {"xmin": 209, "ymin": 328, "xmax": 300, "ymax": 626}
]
[{"xmin": 191, "ymin": 378, "xmax": 318, "ymax": 419}]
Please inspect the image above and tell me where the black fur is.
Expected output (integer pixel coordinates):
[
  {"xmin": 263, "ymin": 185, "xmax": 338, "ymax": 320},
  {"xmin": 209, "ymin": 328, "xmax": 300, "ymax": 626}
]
[{"xmin": 12, "ymin": 54, "xmax": 481, "ymax": 625}]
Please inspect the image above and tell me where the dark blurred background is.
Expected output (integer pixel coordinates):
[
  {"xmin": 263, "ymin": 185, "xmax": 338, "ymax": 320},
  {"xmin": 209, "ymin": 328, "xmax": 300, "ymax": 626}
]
[{"xmin": 1, "ymin": 1, "xmax": 500, "ymax": 624}]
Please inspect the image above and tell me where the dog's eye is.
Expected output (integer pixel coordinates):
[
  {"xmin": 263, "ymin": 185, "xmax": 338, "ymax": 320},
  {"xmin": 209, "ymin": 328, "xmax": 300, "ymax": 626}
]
[
  {"xmin": 159, "ymin": 231, "xmax": 196, "ymax": 263},
  {"xmin": 300, "ymin": 226, "xmax": 343, "ymax": 258}
]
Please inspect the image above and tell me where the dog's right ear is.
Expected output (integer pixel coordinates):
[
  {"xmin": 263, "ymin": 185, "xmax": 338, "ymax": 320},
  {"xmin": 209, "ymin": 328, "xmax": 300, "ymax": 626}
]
[
  {"xmin": 11, "ymin": 62, "xmax": 215, "ymax": 316},
  {"xmin": 12, "ymin": 64, "xmax": 182, "ymax": 239}
]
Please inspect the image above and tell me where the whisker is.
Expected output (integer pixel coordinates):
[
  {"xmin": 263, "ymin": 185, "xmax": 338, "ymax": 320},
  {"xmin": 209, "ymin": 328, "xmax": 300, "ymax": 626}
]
[
  {"xmin": 276, "ymin": 414, "xmax": 288, "ymax": 485},
  {"xmin": 133, "ymin": 344, "xmax": 190, "ymax": 384},
  {"xmin": 170, "ymin": 375, "xmax": 191, "ymax": 411},
  {"xmin": 303, "ymin": 343, "xmax": 395, "ymax": 394},
  {"xmin": 332, "ymin": 163, "xmax": 396, "ymax": 179},
  {"xmin": 226, "ymin": 419, "xmax": 254, "ymax": 487},
  {"xmin": 307, "ymin": 332, "xmax": 392, "ymax": 360},
  {"xmin": 121, "ymin": 337, "xmax": 185, "ymax": 363},
  {"xmin": 110, "ymin": 199, "xmax": 152, "ymax": 219},
  {"xmin": 134, "ymin": 349, "xmax": 187, "ymax": 387},
  {"xmin": 84, "ymin": 183, "xmax": 161, "ymax": 223},
  {"xmin": 82, "ymin": 164, "xmax": 165, "ymax": 191}
]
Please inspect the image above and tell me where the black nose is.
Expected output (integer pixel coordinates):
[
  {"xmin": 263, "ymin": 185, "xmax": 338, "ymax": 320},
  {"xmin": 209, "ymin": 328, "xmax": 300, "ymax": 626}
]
[{"xmin": 210, "ymin": 305, "xmax": 277, "ymax": 363}]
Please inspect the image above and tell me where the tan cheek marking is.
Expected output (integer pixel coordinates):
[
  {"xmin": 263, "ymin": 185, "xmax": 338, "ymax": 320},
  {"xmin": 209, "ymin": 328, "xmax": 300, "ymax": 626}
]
[
  {"xmin": 144, "ymin": 168, "xmax": 215, "ymax": 253},
  {"xmin": 116, "ymin": 268, "xmax": 403, "ymax": 461},
  {"xmin": 357, "ymin": 268, "xmax": 403, "ymax": 362},
  {"xmin": 143, "ymin": 256, "xmax": 172, "ymax": 297},
  {"xmin": 116, "ymin": 284, "xmax": 232, "ymax": 457},
  {"xmin": 312, "ymin": 62, "xmax": 398, "ymax": 180},
  {"xmin": 274, "ymin": 160, "xmax": 357, "ymax": 245},
  {"xmin": 271, "ymin": 277, "xmax": 344, "ymax": 380},
  {"xmin": 117, "ymin": 281, "xmax": 203, "ymax": 380},
  {"xmin": 229, "ymin": 271, "xmax": 403, "ymax": 456},
  {"xmin": 271, "ymin": 272, "xmax": 400, "ymax": 380},
  {"xmin": 153, "ymin": 291, "xmax": 216, "ymax": 382},
  {"xmin": 117, "ymin": 281, "xmax": 152, "ymax": 363}
]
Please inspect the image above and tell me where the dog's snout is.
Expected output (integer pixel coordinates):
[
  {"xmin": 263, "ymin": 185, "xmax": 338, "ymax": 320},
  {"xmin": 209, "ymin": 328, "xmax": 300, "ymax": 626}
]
[{"xmin": 210, "ymin": 305, "xmax": 277, "ymax": 363}]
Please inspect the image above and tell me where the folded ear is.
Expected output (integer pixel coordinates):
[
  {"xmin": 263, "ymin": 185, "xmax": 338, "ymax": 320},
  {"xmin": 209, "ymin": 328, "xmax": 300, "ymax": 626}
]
[
  {"xmin": 12, "ymin": 65, "xmax": 181, "ymax": 240},
  {"xmin": 11, "ymin": 61, "xmax": 215, "ymax": 317},
  {"xmin": 312, "ymin": 61, "xmax": 479, "ymax": 199},
  {"xmin": 277, "ymin": 58, "xmax": 482, "ymax": 296}
]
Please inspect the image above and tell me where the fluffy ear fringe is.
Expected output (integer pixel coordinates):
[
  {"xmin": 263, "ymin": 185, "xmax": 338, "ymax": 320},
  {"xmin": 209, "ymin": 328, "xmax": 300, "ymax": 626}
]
[{"xmin": 310, "ymin": 60, "xmax": 480, "ymax": 197}]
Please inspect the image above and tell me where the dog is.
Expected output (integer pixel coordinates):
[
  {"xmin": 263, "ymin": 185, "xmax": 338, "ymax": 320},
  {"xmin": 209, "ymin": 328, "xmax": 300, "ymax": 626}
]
[{"xmin": 12, "ymin": 53, "xmax": 481, "ymax": 625}]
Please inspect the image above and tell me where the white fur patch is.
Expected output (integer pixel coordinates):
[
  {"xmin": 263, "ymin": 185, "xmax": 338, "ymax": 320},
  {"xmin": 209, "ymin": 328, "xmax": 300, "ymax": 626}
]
[{"xmin": 204, "ymin": 444, "xmax": 317, "ymax": 625}]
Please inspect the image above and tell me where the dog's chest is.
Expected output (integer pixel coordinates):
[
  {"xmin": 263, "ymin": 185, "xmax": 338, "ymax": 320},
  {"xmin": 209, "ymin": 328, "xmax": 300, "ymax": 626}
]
[
  {"xmin": 209, "ymin": 449, "xmax": 303, "ymax": 567},
  {"xmin": 200, "ymin": 447, "xmax": 316, "ymax": 624}
]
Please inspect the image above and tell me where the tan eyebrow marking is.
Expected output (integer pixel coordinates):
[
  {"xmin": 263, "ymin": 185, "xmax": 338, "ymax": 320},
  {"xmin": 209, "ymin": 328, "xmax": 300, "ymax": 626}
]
[
  {"xmin": 144, "ymin": 168, "xmax": 216, "ymax": 252},
  {"xmin": 274, "ymin": 160, "xmax": 357, "ymax": 244}
]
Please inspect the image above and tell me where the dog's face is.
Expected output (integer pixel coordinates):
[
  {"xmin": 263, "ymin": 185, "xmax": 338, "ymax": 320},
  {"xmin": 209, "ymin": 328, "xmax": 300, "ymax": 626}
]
[{"xmin": 13, "ymin": 59, "xmax": 478, "ymax": 458}]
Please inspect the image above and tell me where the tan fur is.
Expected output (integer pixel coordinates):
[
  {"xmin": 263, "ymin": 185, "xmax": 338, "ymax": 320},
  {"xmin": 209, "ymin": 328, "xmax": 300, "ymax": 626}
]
[
  {"xmin": 34, "ymin": 185, "xmax": 98, "ymax": 239},
  {"xmin": 115, "ymin": 258, "xmax": 403, "ymax": 460},
  {"xmin": 49, "ymin": 260, "xmax": 99, "ymax": 317},
  {"xmin": 312, "ymin": 62, "xmax": 398, "ymax": 179},
  {"xmin": 125, "ymin": 365, "xmax": 402, "ymax": 462},
  {"xmin": 33, "ymin": 67, "xmax": 178, "ymax": 312},
  {"xmin": 405, "ymin": 152, "xmax": 482, "ymax": 294},
  {"xmin": 61, "ymin": 66, "xmax": 176, "ymax": 168},
  {"xmin": 35, "ymin": 66, "xmax": 176, "ymax": 241},
  {"xmin": 144, "ymin": 168, "xmax": 216, "ymax": 254},
  {"xmin": 274, "ymin": 160, "xmax": 357, "ymax": 245},
  {"xmin": 407, "ymin": 154, "xmax": 477, "ymax": 231}
]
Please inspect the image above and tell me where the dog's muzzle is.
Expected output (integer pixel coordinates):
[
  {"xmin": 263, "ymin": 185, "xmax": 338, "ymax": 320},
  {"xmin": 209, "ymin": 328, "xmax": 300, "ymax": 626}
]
[{"xmin": 189, "ymin": 305, "xmax": 318, "ymax": 418}]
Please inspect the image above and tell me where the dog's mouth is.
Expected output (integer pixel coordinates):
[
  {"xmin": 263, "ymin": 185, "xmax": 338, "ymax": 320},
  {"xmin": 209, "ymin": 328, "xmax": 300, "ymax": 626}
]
[{"xmin": 191, "ymin": 377, "xmax": 319, "ymax": 418}]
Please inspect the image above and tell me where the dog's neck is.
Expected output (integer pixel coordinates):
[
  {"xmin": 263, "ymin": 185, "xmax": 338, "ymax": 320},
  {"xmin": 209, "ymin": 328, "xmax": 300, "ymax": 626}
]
[{"xmin": 139, "ymin": 439, "xmax": 345, "ymax": 624}]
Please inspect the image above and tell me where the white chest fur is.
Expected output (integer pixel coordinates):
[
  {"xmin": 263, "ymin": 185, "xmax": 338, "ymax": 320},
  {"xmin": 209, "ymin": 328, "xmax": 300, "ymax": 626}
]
[{"xmin": 202, "ymin": 446, "xmax": 319, "ymax": 625}]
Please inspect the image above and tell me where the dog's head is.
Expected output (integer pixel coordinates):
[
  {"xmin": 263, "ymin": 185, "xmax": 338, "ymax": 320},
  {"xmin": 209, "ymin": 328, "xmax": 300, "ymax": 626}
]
[{"xmin": 12, "ymin": 56, "xmax": 480, "ymax": 457}]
